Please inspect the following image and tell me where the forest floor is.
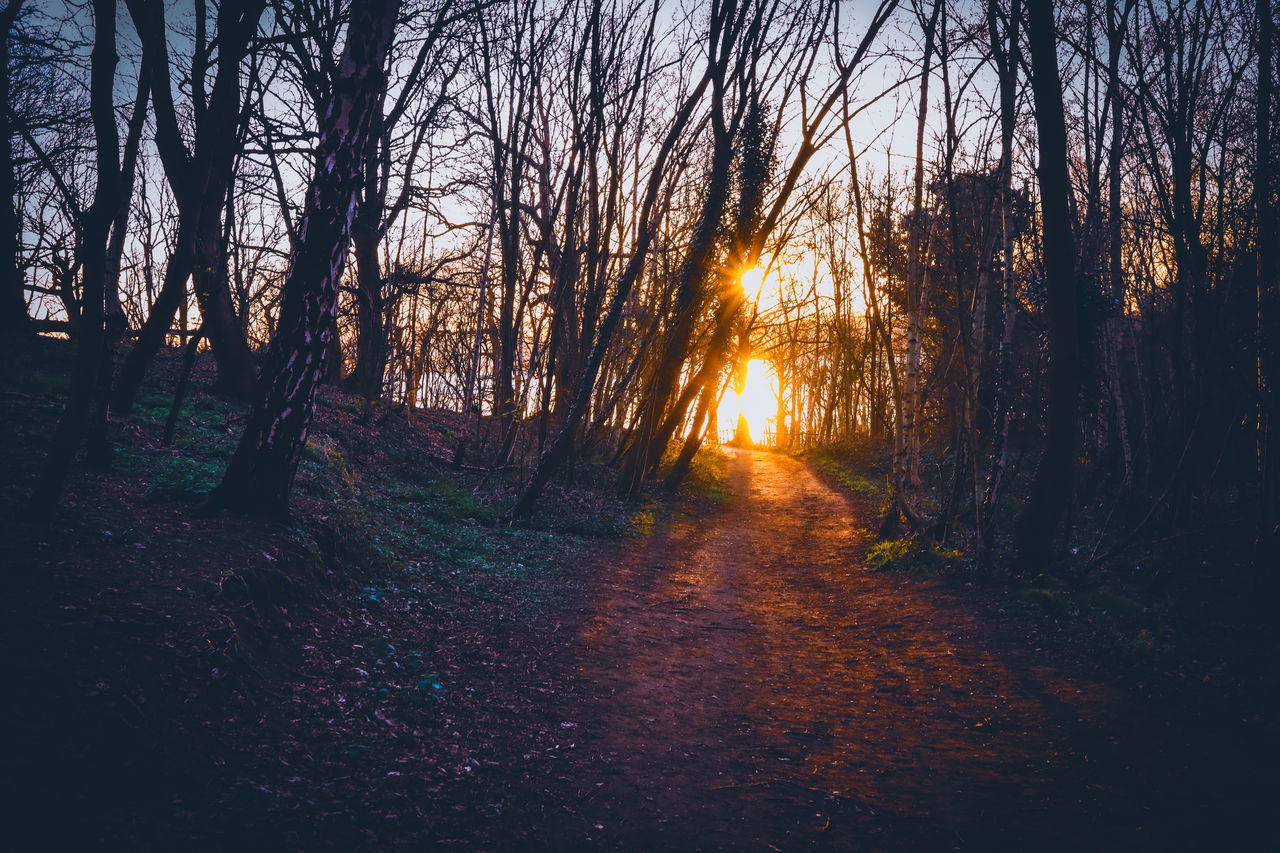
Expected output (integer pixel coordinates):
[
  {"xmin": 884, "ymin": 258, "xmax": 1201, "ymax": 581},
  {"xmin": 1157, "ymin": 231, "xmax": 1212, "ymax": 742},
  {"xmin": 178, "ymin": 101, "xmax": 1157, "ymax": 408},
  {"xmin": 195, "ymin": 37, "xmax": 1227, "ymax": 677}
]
[
  {"xmin": 527, "ymin": 450, "xmax": 1274, "ymax": 851},
  {"xmin": 1, "ymin": 339, "xmax": 1276, "ymax": 851}
]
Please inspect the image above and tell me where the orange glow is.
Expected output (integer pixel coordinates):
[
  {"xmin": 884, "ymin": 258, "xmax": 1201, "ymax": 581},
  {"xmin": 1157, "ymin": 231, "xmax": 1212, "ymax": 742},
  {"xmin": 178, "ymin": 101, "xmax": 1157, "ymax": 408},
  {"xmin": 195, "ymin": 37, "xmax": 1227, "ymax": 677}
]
[{"xmin": 718, "ymin": 358, "xmax": 777, "ymax": 443}]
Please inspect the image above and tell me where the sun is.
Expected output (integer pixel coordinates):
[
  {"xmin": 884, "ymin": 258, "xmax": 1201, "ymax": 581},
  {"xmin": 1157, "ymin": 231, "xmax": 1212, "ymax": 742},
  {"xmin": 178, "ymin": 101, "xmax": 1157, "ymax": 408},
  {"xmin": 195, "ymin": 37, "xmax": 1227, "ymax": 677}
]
[
  {"xmin": 740, "ymin": 266, "xmax": 767, "ymax": 296},
  {"xmin": 718, "ymin": 358, "xmax": 777, "ymax": 444}
]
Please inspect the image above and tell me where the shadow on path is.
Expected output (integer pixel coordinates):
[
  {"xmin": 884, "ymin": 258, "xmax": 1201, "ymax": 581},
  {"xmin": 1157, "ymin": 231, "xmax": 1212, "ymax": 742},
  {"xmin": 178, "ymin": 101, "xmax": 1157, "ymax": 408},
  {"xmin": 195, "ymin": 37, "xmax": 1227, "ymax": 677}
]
[{"xmin": 529, "ymin": 449, "xmax": 1265, "ymax": 851}]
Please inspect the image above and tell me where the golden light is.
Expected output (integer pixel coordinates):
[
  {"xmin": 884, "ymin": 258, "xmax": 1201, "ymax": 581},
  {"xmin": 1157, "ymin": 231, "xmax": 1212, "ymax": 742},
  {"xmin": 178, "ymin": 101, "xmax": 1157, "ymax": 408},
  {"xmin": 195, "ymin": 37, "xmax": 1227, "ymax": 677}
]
[
  {"xmin": 740, "ymin": 265, "xmax": 767, "ymax": 296},
  {"xmin": 717, "ymin": 358, "xmax": 777, "ymax": 444}
]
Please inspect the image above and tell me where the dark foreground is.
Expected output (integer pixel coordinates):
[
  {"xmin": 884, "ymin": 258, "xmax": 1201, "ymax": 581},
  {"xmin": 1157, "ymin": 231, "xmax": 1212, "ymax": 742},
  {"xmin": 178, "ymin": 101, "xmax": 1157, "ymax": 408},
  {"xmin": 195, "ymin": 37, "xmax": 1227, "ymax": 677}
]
[
  {"xmin": 524, "ymin": 449, "xmax": 1273, "ymax": 851},
  {"xmin": 3, "ymin": 445, "xmax": 1275, "ymax": 851}
]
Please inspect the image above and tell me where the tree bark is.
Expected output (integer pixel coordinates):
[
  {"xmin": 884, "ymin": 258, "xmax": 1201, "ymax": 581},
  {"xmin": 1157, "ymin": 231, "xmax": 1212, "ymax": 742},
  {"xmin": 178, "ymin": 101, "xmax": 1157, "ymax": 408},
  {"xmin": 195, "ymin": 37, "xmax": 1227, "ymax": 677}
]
[
  {"xmin": 1257, "ymin": 0, "xmax": 1278, "ymax": 591},
  {"xmin": 1014, "ymin": 0, "xmax": 1079, "ymax": 564},
  {"xmin": 24, "ymin": 0, "xmax": 120, "ymax": 519},
  {"xmin": 113, "ymin": 0, "xmax": 264, "ymax": 413},
  {"xmin": 206, "ymin": 0, "xmax": 402, "ymax": 517},
  {"xmin": 0, "ymin": 0, "xmax": 28, "ymax": 342}
]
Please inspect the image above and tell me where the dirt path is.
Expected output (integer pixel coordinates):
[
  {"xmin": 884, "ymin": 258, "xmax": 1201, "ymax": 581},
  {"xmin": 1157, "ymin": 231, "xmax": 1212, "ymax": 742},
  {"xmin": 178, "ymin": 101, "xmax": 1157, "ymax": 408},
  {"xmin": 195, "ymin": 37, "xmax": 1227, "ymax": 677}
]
[{"xmin": 523, "ymin": 449, "xmax": 1183, "ymax": 851}]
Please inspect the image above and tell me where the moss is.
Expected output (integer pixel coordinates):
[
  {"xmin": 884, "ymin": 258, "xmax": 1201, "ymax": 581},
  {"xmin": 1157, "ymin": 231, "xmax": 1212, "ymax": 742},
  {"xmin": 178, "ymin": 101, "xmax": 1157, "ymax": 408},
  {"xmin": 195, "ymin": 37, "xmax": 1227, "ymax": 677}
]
[
  {"xmin": 297, "ymin": 436, "xmax": 356, "ymax": 499},
  {"xmin": 133, "ymin": 392, "xmax": 175, "ymax": 414},
  {"xmin": 316, "ymin": 393, "xmax": 363, "ymax": 414},
  {"xmin": 630, "ymin": 507, "xmax": 656, "ymax": 536}
]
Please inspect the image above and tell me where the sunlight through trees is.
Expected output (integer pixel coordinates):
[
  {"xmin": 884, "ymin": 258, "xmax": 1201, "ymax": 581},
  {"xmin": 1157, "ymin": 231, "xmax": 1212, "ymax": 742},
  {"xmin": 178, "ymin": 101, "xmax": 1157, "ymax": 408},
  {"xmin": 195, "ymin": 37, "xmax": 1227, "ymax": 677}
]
[{"xmin": 5, "ymin": 0, "xmax": 1275, "ymax": 578}]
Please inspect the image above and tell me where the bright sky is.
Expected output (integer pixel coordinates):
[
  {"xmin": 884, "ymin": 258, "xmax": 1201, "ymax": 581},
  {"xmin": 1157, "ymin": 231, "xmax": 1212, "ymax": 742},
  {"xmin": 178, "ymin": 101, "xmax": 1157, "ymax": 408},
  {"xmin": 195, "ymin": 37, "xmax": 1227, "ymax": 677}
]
[
  {"xmin": 718, "ymin": 358, "xmax": 778, "ymax": 444},
  {"xmin": 715, "ymin": 251, "xmax": 868, "ymax": 444}
]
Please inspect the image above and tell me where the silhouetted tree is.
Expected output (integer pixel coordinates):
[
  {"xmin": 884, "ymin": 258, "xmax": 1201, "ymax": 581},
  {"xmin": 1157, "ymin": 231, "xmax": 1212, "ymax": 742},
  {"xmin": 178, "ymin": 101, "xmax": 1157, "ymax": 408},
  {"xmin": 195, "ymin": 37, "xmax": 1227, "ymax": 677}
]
[
  {"xmin": 1014, "ymin": 0, "xmax": 1079, "ymax": 564},
  {"xmin": 0, "ymin": 0, "xmax": 28, "ymax": 342},
  {"xmin": 207, "ymin": 0, "xmax": 403, "ymax": 516},
  {"xmin": 24, "ymin": 0, "xmax": 123, "ymax": 518},
  {"xmin": 112, "ymin": 0, "xmax": 266, "ymax": 412}
]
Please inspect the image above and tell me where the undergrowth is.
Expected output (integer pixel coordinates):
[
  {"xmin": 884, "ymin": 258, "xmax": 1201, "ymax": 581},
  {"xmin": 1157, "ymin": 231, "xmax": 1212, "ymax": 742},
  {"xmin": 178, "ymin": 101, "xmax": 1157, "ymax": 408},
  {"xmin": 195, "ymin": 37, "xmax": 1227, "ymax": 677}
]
[
  {"xmin": 866, "ymin": 537, "xmax": 963, "ymax": 577},
  {"xmin": 798, "ymin": 431, "xmax": 1277, "ymax": 713},
  {"xmin": 2, "ymin": 338, "xmax": 696, "ymax": 627}
]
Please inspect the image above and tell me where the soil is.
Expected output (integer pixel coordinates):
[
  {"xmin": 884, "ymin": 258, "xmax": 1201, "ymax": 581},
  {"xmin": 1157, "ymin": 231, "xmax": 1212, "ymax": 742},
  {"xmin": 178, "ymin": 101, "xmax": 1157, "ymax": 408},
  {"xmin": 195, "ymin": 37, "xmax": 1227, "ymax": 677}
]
[
  {"xmin": 3, "ymin": 443, "xmax": 1274, "ymax": 851},
  {"xmin": 522, "ymin": 449, "xmax": 1272, "ymax": 851}
]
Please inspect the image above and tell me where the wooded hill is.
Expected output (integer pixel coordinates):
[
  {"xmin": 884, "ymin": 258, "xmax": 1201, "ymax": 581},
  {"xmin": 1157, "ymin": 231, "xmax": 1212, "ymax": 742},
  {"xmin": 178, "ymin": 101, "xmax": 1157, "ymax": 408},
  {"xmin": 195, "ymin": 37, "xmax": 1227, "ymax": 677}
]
[{"xmin": 3, "ymin": 0, "xmax": 1277, "ymax": 606}]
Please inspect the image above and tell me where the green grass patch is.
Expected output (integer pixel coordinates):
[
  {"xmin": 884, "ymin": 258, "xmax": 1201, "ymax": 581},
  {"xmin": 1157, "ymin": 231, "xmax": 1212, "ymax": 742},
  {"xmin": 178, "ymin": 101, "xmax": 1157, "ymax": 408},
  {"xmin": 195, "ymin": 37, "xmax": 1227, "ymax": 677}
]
[
  {"xmin": 866, "ymin": 537, "xmax": 963, "ymax": 577},
  {"xmin": 679, "ymin": 447, "xmax": 732, "ymax": 507},
  {"xmin": 0, "ymin": 337, "xmax": 73, "ymax": 399},
  {"xmin": 145, "ymin": 457, "xmax": 225, "ymax": 502},
  {"xmin": 316, "ymin": 393, "xmax": 363, "ymax": 414},
  {"xmin": 803, "ymin": 449, "xmax": 887, "ymax": 499}
]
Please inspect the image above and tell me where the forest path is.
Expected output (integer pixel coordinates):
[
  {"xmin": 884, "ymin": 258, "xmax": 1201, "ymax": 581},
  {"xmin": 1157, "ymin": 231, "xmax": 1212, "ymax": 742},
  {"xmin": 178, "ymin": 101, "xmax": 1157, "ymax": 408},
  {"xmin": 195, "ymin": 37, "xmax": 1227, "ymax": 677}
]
[{"xmin": 537, "ymin": 449, "xmax": 1151, "ymax": 851}]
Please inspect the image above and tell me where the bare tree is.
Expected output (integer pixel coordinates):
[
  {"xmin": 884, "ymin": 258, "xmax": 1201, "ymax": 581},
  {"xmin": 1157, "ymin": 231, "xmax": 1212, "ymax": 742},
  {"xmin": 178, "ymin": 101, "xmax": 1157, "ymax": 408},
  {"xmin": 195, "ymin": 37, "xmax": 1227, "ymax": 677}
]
[
  {"xmin": 206, "ymin": 0, "xmax": 403, "ymax": 516},
  {"xmin": 24, "ymin": 0, "xmax": 124, "ymax": 518},
  {"xmin": 1013, "ymin": 0, "xmax": 1079, "ymax": 564},
  {"xmin": 1257, "ymin": 0, "xmax": 1278, "ymax": 588},
  {"xmin": 0, "ymin": 0, "xmax": 28, "ymax": 341},
  {"xmin": 112, "ymin": 0, "xmax": 267, "ymax": 412},
  {"xmin": 980, "ymin": 0, "xmax": 1023, "ymax": 538},
  {"xmin": 347, "ymin": 0, "xmax": 462, "ymax": 404},
  {"xmin": 509, "ymin": 0, "xmax": 727, "ymax": 519},
  {"xmin": 894, "ymin": 0, "xmax": 941, "ymax": 532}
]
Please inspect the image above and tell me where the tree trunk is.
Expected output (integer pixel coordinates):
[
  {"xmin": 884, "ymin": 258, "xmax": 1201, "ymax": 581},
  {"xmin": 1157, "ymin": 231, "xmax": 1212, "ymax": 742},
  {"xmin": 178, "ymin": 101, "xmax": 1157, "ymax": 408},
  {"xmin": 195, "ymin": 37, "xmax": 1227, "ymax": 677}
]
[
  {"xmin": 24, "ymin": 0, "xmax": 120, "ymax": 519},
  {"xmin": 112, "ymin": 222, "xmax": 198, "ymax": 412},
  {"xmin": 1105, "ymin": 0, "xmax": 1134, "ymax": 488},
  {"xmin": 848, "ymin": 132, "xmax": 914, "ymax": 535},
  {"xmin": 658, "ymin": 284, "xmax": 744, "ymax": 489},
  {"xmin": 664, "ymin": 368, "xmax": 721, "ymax": 490},
  {"xmin": 0, "ymin": 0, "xmax": 29, "ymax": 342},
  {"xmin": 656, "ymin": 86, "xmax": 775, "ymax": 490},
  {"xmin": 1014, "ymin": 0, "xmax": 1079, "ymax": 564},
  {"xmin": 351, "ymin": 214, "xmax": 387, "ymax": 401},
  {"xmin": 113, "ymin": 0, "xmax": 264, "ymax": 413},
  {"xmin": 86, "ymin": 61, "xmax": 150, "ymax": 468},
  {"xmin": 509, "ymin": 47, "xmax": 717, "ymax": 520},
  {"xmin": 1257, "ymin": 0, "xmax": 1279, "ymax": 593},
  {"xmin": 206, "ymin": 0, "xmax": 402, "ymax": 517},
  {"xmin": 493, "ymin": 126, "xmax": 523, "ymax": 463},
  {"xmin": 462, "ymin": 214, "xmax": 496, "ymax": 418},
  {"xmin": 617, "ymin": 100, "xmax": 734, "ymax": 496},
  {"xmin": 903, "ymin": 0, "xmax": 941, "ymax": 505},
  {"xmin": 982, "ymin": 0, "xmax": 1021, "ymax": 533},
  {"xmin": 192, "ymin": 186, "xmax": 257, "ymax": 397}
]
